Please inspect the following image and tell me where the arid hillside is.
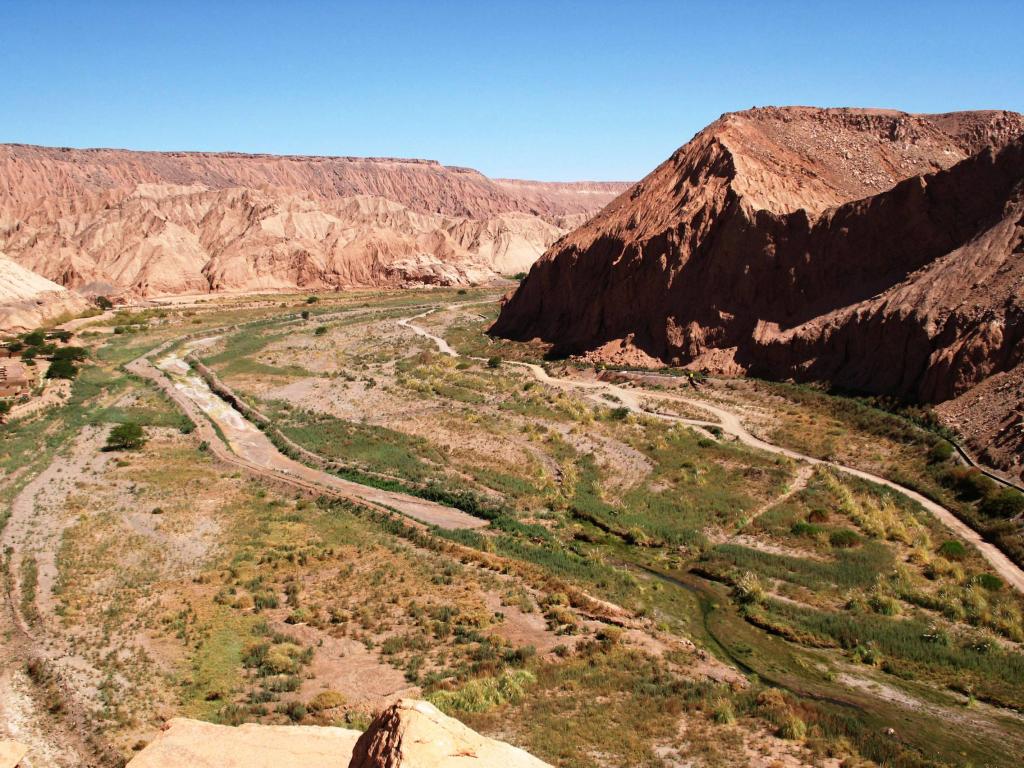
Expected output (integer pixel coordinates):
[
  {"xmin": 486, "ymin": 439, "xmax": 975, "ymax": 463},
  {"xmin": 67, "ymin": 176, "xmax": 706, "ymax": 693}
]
[
  {"xmin": 491, "ymin": 107, "xmax": 1024, "ymax": 470},
  {"xmin": 0, "ymin": 252, "xmax": 87, "ymax": 332},
  {"xmin": 0, "ymin": 145, "xmax": 629, "ymax": 296}
]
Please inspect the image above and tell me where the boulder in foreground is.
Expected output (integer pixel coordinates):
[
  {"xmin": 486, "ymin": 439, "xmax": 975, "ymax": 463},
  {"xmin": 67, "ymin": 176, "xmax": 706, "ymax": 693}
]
[
  {"xmin": 125, "ymin": 718, "xmax": 362, "ymax": 768},
  {"xmin": 125, "ymin": 699, "xmax": 551, "ymax": 768},
  {"xmin": 349, "ymin": 699, "xmax": 551, "ymax": 768},
  {"xmin": 0, "ymin": 740, "xmax": 28, "ymax": 768}
]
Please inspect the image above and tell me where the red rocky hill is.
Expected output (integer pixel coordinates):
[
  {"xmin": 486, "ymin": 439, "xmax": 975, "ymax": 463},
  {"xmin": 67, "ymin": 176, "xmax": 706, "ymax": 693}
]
[{"xmin": 491, "ymin": 107, "xmax": 1024, "ymax": 471}]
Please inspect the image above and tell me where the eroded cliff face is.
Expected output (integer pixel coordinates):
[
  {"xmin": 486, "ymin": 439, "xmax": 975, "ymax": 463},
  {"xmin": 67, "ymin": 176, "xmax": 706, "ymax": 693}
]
[
  {"xmin": 0, "ymin": 252, "xmax": 88, "ymax": 333},
  {"xmin": 491, "ymin": 107, "xmax": 1024, "ymax": 467},
  {"xmin": 0, "ymin": 146, "xmax": 629, "ymax": 296}
]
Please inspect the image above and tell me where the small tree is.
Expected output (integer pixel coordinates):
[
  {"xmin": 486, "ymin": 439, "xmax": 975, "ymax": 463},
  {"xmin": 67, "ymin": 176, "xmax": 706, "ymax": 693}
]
[
  {"xmin": 106, "ymin": 422, "xmax": 146, "ymax": 451},
  {"xmin": 487, "ymin": 356, "xmax": 502, "ymax": 369},
  {"xmin": 301, "ymin": 310, "xmax": 311, "ymax": 320},
  {"xmin": 96, "ymin": 296, "xmax": 114, "ymax": 310},
  {"xmin": 46, "ymin": 358, "xmax": 77, "ymax": 380},
  {"xmin": 52, "ymin": 346, "xmax": 87, "ymax": 361},
  {"xmin": 22, "ymin": 330, "xmax": 46, "ymax": 347}
]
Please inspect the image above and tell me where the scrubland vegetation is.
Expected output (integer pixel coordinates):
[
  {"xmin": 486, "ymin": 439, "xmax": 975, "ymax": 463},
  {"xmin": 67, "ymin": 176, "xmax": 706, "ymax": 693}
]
[{"xmin": 4, "ymin": 290, "xmax": 1024, "ymax": 767}]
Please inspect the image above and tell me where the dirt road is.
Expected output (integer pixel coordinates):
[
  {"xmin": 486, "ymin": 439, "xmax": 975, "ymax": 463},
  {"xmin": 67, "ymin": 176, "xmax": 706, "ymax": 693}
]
[
  {"xmin": 128, "ymin": 340, "xmax": 486, "ymax": 531},
  {"xmin": 401, "ymin": 311, "xmax": 1024, "ymax": 595}
]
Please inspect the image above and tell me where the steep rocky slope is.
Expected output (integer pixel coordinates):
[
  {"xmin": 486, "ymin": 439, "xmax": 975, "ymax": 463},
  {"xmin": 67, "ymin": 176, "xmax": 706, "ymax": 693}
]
[
  {"xmin": 0, "ymin": 252, "xmax": 87, "ymax": 333},
  {"xmin": 492, "ymin": 107, "xmax": 1024, "ymax": 469},
  {"xmin": 0, "ymin": 145, "xmax": 628, "ymax": 297}
]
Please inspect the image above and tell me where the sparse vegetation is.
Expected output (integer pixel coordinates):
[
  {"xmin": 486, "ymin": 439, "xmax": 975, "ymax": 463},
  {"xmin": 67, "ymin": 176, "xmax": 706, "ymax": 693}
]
[{"xmin": 4, "ymin": 290, "xmax": 1023, "ymax": 767}]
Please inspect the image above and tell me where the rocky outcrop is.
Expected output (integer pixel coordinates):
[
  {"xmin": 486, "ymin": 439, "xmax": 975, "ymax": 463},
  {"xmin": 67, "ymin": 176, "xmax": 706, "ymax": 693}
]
[
  {"xmin": 491, "ymin": 107, "xmax": 1024, "ymax": 468},
  {"xmin": 125, "ymin": 718, "xmax": 362, "ymax": 768},
  {"xmin": 0, "ymin": 252, "xmax": 88, "ymax": 333},
  {"xmin": 124, "ymin": 700, "xmax": 550, "ymax": 768},
  {"xmin": 0, "ymin": 740, "xmax": 28, "ymax": 768},
  {"xmin": 349, "ymin": 699, "xmax": 550, "ymax": 768},
  {"xmin": 0, "ymin": 145, "xmax": 629, "ymax": 296}
]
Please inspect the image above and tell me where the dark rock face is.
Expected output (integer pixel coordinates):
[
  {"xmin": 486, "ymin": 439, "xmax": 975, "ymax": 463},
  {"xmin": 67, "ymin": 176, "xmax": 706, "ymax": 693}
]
[{"xmin": 491, "ymin": 107, "xmax": 1024, "ymax": 468}]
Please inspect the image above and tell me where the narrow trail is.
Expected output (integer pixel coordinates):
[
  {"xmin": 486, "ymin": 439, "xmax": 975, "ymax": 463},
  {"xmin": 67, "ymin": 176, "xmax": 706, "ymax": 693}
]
[
  {"xmin": 744, "ymin": 463, "xmax": 816, "ymax": 527},
  {"xmin": 400, "ymin": 309, "xmax": 1024, "ymax": 595}
]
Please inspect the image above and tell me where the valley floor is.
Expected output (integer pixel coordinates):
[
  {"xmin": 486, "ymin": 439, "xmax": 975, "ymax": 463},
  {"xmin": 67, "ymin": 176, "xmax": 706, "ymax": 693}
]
[{"xmin": 3, "ymin": 288, "xmax": 1024, "ymax": 768}]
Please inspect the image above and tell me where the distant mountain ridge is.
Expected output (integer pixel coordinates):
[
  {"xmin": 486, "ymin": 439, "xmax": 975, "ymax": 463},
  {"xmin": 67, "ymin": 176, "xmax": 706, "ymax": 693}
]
[
  {"xmin": 0, "ymin": 144, "xmax": 630, "ymax": 297},
  {"xmin": 491, "ymin": 107, "xmax": 1024, "ymax": 472}
]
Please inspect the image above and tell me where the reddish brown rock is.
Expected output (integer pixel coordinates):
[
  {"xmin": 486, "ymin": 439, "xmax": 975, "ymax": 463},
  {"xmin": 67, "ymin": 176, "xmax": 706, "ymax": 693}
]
[{"xmin": 491, "ymin": 107, "xmax": 1024, "ymax": 469}]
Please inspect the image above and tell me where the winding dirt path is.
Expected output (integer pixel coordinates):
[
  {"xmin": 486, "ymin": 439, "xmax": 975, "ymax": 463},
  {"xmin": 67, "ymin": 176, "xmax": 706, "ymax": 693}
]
[
  {"xmin": 400, "ymin": 310, "xmax": 1024, "ymax": 595},
  {"xmin": 127, "ymin": 340, "xmax": 486, "ymax": 531}
]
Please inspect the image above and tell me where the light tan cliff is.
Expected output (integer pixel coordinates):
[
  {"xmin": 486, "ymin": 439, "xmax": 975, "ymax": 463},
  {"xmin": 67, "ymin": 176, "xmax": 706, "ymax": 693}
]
[
  {"xmin": 0, "ymin": 252, "xmax": 88, "ymax": 333},
  {"xmin": 0, "ymin": 740, "xmax": 28, "ymax": 768}
]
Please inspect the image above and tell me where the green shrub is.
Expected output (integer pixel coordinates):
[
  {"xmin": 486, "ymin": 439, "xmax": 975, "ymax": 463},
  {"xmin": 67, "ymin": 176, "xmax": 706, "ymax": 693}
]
[
  {"xmin": 938, "ymin": 540, "xmax": 968, "ymax": 561},
  {"xmin": 105, "ymin": 422, "xmax": 145, "ymax": 450},
  {"xmin": 712, "ymin": 699, "xmax": 736, "ymax": 724},
  {"xmin": 253, "ymin": 592, "xmax": 280, "ymax": 610},
  {"xmin": 979, "ymin": 488, "xmax": 1024, "ymax": 519},
  {"xmin": 791, "ymin": 521, "xmax": 823, "ymax": 537},
  {"xmin": 829, "ymin": 529, "xmax": 862, "ymax": 549},
  {"xmin": 276, "ymin": 701, "xmax": 307, "ymax": 721},
  {"xmin": 928, "ymin": 441, "xmax": 955, "ymax": 463},
  {"xmin": 777, "ymin": 714, "xmax": 807, "ymax": 740},
  {"xmin": 732, "ymin": 572, "xmax": 765, "ymax": 604},
  {"xmin": 975, "ymin": 573, "xmax": 1003, "ymax": 591},
  {"xmin": 487, "ymin": 356, "xmax": 502, "ymax": 369},
  {"xmin": 428, "ymin": 669, "xmax": 535, "ymax": 714},
  {"xmin": 307, "ymin": 690, "xmax": 345, "ymax": 712},
  {"xmin": 314, "ymin": 326, "xmax": 328, "ymax": 336},
  {"xmin": 868, "ymin": 594, "xmax": 900, "ymax": 616},
  {"xmin": 943, "ymin": 467, "xmax": 995, "ymax": 501}
]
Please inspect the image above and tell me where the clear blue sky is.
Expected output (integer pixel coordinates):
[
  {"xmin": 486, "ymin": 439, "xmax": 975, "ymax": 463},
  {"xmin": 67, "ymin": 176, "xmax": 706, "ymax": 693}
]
[{"xmin": 2, "ymin": 1, "xmax": 1021, "ymax": 181}]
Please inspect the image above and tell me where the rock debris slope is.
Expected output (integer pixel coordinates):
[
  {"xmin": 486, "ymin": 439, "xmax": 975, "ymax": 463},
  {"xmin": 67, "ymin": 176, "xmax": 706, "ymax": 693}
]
[
  {"xmin": 0, "ymin": 145, "xmax": 628, "ymax": 296},
  {"xmin": 491, "ymin": 107, "xmax": 1024, "ymax": 470}
]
